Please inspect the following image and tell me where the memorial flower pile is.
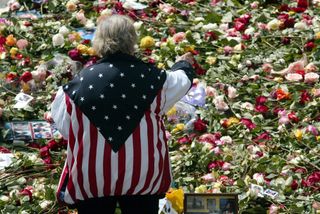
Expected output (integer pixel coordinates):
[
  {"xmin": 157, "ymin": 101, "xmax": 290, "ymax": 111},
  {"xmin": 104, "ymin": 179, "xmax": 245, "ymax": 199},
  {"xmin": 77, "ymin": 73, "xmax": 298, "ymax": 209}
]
[{"xmin": 0, "ymin": 0, "xmax": 320, "ymax": 213}]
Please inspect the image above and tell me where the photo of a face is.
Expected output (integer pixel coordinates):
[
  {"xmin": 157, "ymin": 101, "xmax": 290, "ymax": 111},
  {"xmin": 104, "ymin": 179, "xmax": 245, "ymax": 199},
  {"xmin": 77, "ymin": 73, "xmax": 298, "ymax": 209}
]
[
  {"xmin": 31, "ymin": 121, "xmax": 53, "ymax": 139},
  {"xmin": 220, "ymin": 198, "xmax": 236, "ymax": 214},
  {"xmin": 12, "ymin": 122, "xmax": 32, "ymax": 140}
]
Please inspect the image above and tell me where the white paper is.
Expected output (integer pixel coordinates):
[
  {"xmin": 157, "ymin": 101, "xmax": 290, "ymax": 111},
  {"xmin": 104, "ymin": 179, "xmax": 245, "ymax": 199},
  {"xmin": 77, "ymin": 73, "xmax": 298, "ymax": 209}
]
[{"xmin": 0, "ymin": 153, "xmax": 14, "ymax": 170}]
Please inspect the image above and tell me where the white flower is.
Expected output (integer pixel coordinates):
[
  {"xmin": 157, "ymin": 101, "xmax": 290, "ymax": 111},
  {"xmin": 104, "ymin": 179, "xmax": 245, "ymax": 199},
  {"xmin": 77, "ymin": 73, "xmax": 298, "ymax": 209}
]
[
  {"xmin": 267, "ymin": 19, "xmax": 281, "ymax": 30},
  {"xmin": 21, "ymin": 211, "xmax": 30, "ymax": 214},
  {"xmin": 228, "ymin": 86, "xmax": 238, "ymax": 99},
  {"xmin": 194, "ymin": 17, "xmax": 205, "ymax": 22},
  {"xmin": 213, "ymin": 95, "xmax": 229, "ymax": 111},
  {"xmin": 59, "ymin": 26, "xmax": 70, "ymax": 36},
  {"xmin": 285, "ymin": 73, "xmax": 303, "ymax": 82},
  {"xmin": 40, "ymin": 200, "xmax": 52, "ymax": 209},
  {"xmin": 16, "ymin": 177, "xmax": 27, "ymax": 185},
  {"xmin": 101, "ymin": 8, "xmax": 113, "ymax": 16},
  {"xmin": 304, "ymin": 72, "xmax": 319, "ymax": 83},
  {"xmin": 85, "ymin": 19, "xmax": 95, "ymax": 29},
  {"xmin": 219, "ymin": 23, "xmax": 229, "ymax": 31},
  {"xmin": 52, "ymin": 34, "xmax": 64, "ymax": 47},
  {"xmin": 244, "ymin": 27, "xmax": 255, "ymax": 35},
  {"xmin": 253, "ymin": 173, "xmax": 264, "ymax": 184},
  {"xmin": 133, "ymin": 21, "xmax": 143, "ymax": 30},
  {"xmin": 0, "ymin": 195, "xmax": 9, "ymax": 202},
  {"xmin": 220, "ymin": 136, "xmax": 232, "ymax": 144},
  {"xmin": 202, "ymin": 23, "xmax": 218, "ymax": 31},
  {"xmin": 294, "ymin": 22, "xmax": 308, "ymax": 31},
  {"xmin": 241, "ymin": 102, "xmax": 254, "ymax": 111}
]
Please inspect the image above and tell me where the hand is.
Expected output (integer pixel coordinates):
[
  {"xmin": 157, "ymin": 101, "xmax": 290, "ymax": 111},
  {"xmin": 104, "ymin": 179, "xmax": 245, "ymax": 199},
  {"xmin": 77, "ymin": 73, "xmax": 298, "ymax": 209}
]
[{"xmin": 176, "ymin": 52, "xmax": 194, "ymax": 64}]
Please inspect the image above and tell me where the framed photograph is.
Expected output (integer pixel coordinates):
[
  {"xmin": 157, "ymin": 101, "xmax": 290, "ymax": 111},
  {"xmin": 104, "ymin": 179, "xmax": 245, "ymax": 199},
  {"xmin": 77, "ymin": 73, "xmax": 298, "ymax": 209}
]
[
  {"xmin": 184, "ymin": 193, "xmax": 238, "ymax": 214},
  {"xmin": 31, "ymin": 121, "xmax": 53, "ymax": 139},
  {"xmin": 12, "ymin": 121, "xmax": 32, "ymax": 140}
]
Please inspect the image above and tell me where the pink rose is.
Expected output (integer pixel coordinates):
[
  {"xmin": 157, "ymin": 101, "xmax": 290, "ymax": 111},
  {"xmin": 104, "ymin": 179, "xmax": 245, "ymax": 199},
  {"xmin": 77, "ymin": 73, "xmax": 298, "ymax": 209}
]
[
  {"xmin": 312, "ymin": 88, "xmax": 320, "ymax": 97},
  {"xmin": 172, "ymin": 32, "xmax": 186, "ymax": 43},
  {"xmin": 222, "ymin": 162, "xmax": 231, "ymax": 170},
  {"xmin": 76, "ymin": 10, "xmax": 87, "ymax": 25},
  {"xmin": 287, "ymin": 59, "xmax": 306, "ymax": 73},
  {"xmin": 227, "ymin": 86, "xmax": 238, "ymax": 99},
  {"xmin": 8, "ymin": 1, "xmax": 21, "ymax": 11},
  {"xmin": 212, "ymin": 146, "xmax": 222, "ymax": 155},
  {"xmin": 213, "ymin": 95, "xmax": 229, "ymax": 111},
  {"xmin": 285, "ymin": 73, "xmax": 303, "ymax": 82},
  {"xmin": 201, "ymin": 173, "xmax": 215, "ymax": 182},
  {"xmin": 269, "ymin": 204, "xmax": 279, "ymax": 214},
  {"xmin": 16, "ymin": 39, "xmax": 28, "ymax": 50},
  {"xmin": 257, "ymin": 23, "xmax": 267, "ymax": 30},
  {"xmin": 304, "ymin": 72, "xmax": 319, "ymax": 83},
  {"xmin": 250, "ymin": 1, "xmax": 259, "ymax": 8},
  {"xmin": 223, "ymin": 46, "xmax": 233, "ymax": 55},
  {"xmin": 159, "ymin": 3, "xmax": 176, "ymax": 14},
  {"xmin": 205, "ymin": 86, "xmax": 218, "ymax": 97},
  {"xmin": 262, "ymin": 63, "xmax": 273, "ymax": 72}
]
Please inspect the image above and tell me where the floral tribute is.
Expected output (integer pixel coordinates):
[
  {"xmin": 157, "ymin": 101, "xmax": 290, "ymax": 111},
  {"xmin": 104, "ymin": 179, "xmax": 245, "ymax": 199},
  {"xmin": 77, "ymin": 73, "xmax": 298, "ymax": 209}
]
[{"xmin": 0, "ymin": 0, "xmax": 320, "ymax": 213}]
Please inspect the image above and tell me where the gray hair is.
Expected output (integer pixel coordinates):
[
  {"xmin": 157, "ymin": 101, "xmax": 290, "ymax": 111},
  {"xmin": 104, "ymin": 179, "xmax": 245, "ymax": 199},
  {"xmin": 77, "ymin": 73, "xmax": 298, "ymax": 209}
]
[{"xmin": 93, "ymin": 15, "xmax": 137, "ymax": 57}]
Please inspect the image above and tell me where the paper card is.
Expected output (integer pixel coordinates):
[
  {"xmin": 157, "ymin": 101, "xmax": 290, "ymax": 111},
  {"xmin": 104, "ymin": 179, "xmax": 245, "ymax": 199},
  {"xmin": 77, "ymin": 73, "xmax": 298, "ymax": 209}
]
[
  {"xmin": 14, "ymin": 93, "xmax": 33, "ymax": 109},
  {"xmin": 263, "ymin": 189, "xmax": 279, "ymax": 198},
  {"xmin": 0, "ymin": 153, "xmax": 14, "ymax": 170},
  {"xmin": 250, "ymin": 184, "xmax": 264, "ymax": 197},
  {"xmin": 12, "ymin": 122, "xmax": 32, "ymax": 140},
  {"xmin": 31, "ymin": 121, "xmax": 53, "ymax": 139}
]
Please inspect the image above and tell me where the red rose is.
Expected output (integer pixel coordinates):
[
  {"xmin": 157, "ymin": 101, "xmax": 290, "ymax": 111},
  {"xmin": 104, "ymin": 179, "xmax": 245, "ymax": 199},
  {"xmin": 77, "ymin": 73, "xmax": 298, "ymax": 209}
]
[
  {"xmin": 39, "ymin": 146, "xmax": 50, "ymax": 157},
  {"xmin": 0, "ymin": 36, "xmax": 6, "ymax": 45},
  {"xmin": 240, "ymin": 118, "xmax": 256, "ymax": 130},
  {"xmin": 19, "ymin": 188, "xmax": 32, "ymax": 202},
  {"xmin": 193, "ymin": 118, "xmax": 207, "ymax": 132},
  {"xmin": 234, "ymin": 21, "xmax": 246, "ymax": 31},
  {"xmin": 242, "ymin": 34, "xmax": 251, "ymax": 40},
  {"xmin": 20, "ymin": 71, "xmax": 33, "ymax": 82},
  {"xmin": 300, "ymin": 90, "xmax": 312, "ymax": 104},
  {"xmin": 177, "ymin": 135, "xmax": 192, "ymax": 144},
  {"xmin": 47, "ymin": 139, "xmax": 59, "ymax": 150},
  {"xmin": 0, "ymin": 146, "xmax": 11, "ymax": 153},
  {"xmin": 295, "ymin": 69, "xmax": 305, "ymax": 76},
  {"xmin": 279, "ymin": 4, "xmax": 290, "ymax": 11},
  {"xmin": 28, "ymin": 142, "xmax": 40, "ymax": 149},
  {"xmin": 253, "ymin": 132, "xmax": 271, "ymax": 143},
  {"xmin": 256, "ymin": 96, "xmax": 268, "ymax": 105},
  {"xmin": 205, "ymin": 32, "xmax": 218, "ymax": 41},
  {"xmin": 281, "ymin": 37, "xmax": 291, "ymax": 45},
  {"xmin": 255, "ymin": 104, "xmax": 269, "ymax": 113},
  {"xmin": 68, "ymin": 49, "xmax": 81, "ymax": 61},
  {"xmin": 208, "ymin": 160, "xmax": 224, "ymax": 170},
  {"xmin": 199, "ymin": 133, "xmax": 221, "ymax": 145},
  {"xmin": 288, "ymin": 112, "xmax": 299, "ymax": 123},
  {"xmin": 297, "ymin": 0, "xmax": 308, "ymax": 8},
  {"xmin": 6, "ymin": 72, "xmax": 18, "ymax": 82},
  {"xmin": 291, "ymin": 180, "xmax": 299, "ymax": 190},
  {"xmin": 304, "ymin": 41, "xmax": 315, "ymax": 51}
]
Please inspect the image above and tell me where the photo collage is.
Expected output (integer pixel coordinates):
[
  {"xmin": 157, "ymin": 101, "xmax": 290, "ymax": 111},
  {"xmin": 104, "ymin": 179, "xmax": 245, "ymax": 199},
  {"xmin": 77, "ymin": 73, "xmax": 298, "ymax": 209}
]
[
  {"xmin": 184, "ymin": 194, "xmax": 238, "ymax": 214},
  {"xmin": 2, "ymin": 121, "xmax": 60, "ymax": 141}
]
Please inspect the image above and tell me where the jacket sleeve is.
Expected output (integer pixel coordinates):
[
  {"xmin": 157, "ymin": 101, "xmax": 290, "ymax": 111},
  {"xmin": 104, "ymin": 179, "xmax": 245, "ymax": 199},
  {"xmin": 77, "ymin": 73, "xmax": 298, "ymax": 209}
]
[
  {"xmin": 162, "ymin": 60, "xmax": 195, "ymax": 113},
  {"xmin": 50, "ymin": 87, "xmax": 71, "ymax": 139}
]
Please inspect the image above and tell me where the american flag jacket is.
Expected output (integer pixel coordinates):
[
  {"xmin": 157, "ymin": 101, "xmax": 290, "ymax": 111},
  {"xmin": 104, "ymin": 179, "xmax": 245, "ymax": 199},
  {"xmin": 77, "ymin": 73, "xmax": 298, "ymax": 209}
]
[{"xmin": 51, "ymin": 52, "xmax": 194, "ymax": 205}]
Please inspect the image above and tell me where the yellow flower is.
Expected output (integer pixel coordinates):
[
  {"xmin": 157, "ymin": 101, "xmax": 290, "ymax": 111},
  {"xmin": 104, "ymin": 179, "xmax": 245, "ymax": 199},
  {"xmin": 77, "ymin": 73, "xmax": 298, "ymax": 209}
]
[
  {"xmin": 195, "ymin": 185, "xmax": 207, "ymax": 193},
  {"xmin": 316, "ymin": 136, "xmax": 320, "ymax": 141},
  {"xmin": 21, "ymin": 82, "xmax": 31, "ymax": 93},
  {"xmin": 9, "ymin": 47, "xmax": 18, "ymax": 56},
  {"xmin": 166, "ymin": 107, "xmax": 177, "ymax": 117},
  {"xmin": 184, "ymin": 45, "xmax": 195, "ymax": 53},
  {"xmin": 294, "ymin": 129, "xmax": 303, "ymax": 141},
  {"xmin": 66, "ymin": 1, "xmax": 77, "ymax": 12},
  {"xmin": 227, "ymin": 117, "xmax": 240, "ymax": 127},
  {"xmin": 140, "ymin": 36, "xmax": 155, "ymax": 49},
  {"xmin": 77, "ymin": 44, "xmax": 89, "ymax": 54},
  {"xmin": 206, "ymin": 56, "xmax": 217, "ymax": 65},
  {"xmin": 166, "ymin": 188, "xmax": 184, "ymax": 214},
  {"xmin": 176, "ymin": 123, "xmax": 185, "ymax": 131},
  {"xmin": 288, "ymin": 11, "xmax": 296, "ymax": 15},
  {"xmin": 274, "ymin": 77, "xmax": 283, "ymax": 83},
  {"xmin": 87, "ymin": 47, "xmax": 96, "ymax": 56},
  {"xmin": 157, "ymin": 63, "xmax": 165, "ymax": 69},
  {"xmin": 315, "ymin": 32, "xmax": 320, "ymax": 40}
]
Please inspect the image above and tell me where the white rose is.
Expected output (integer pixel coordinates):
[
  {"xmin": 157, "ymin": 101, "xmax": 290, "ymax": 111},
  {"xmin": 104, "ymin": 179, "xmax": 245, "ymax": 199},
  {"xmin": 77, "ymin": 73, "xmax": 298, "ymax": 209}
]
[
  {"xmin": 40, "ymin": 200, "xmax": 52, "ymax": 209},
  {"xmin": 202, "ymin": 23, "xmax": 218, "ymax": 31},
  {"xmin": 219, "ymin": 23, "xmax": 229, "ymax": 31},
  {"xmin": 253, "ymin": 173, "xmax": 264, "ymax": 184},
  {"xmin": 220, "ymin": 136, "xmax": 232, "ymax": 144},
  {"xmin": 52, "ymin": 34, "xmax": 64, "ymax": 47},
  {"xmin": 241, "ymin": 102, "xmax": 254, "ymax": 110},
  {"xmin": 267, "ymin": 19, "xmax": 281, "ymax": 30},
  {"xmin": 194, "ymin": 17, "xmax": 205, "ymax": 22},
  {"xmin": 233, "ymin": 43, "xmax": 244, "ymax": 51},
  {"xmin": 133, "ymin": 21, "xmax": 143, "ymax": 30},
  {"xmin": 85, "ymin": 19, "xmax": 95, "ymax": 29},
  {"xmin": 59, "ymin": 26, "xmax": 70, "ymax": 36},
  {"xmin": 285, "ymin": 73, "xmax": 303, "ymax": 82},
  {"xmin": 304, "ymin": 72, "xmax": 319, "ymax": 83},
  {"xmin": 227, "ymin": 86, "xmax": 238, "ymax": 99},
  {"xmin": 294, "ymin": 22, "xmax": 308, "ymax": 31},
  {"xmin": 16, "ymin": 177, "xmax": 27, "ymax": 185}
]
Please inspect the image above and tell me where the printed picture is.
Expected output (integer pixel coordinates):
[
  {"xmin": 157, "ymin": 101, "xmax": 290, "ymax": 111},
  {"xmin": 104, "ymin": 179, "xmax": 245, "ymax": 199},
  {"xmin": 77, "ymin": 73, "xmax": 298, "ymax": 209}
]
[
  {"xmin": 12, "ymin": 122, "xmax": 32, "ymax": 140},
  {"xmin": 220, "ymin": 198, "xmax": 237, "ymax": 214},
  {"xmin": 184, "ymin": 194, "xmax": 238, "ymax": 214},
  {"xmin": 31, "ymin": 121, "xmax": 53, "ymax": 139},
  {"xmin": 3, "ymin": 122, "xmax": 13, "ymax": 141}
]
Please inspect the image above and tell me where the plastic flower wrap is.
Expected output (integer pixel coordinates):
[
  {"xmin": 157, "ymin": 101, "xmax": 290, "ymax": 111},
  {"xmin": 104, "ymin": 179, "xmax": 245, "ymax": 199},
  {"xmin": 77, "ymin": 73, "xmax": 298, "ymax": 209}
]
[
  {"xmin": 165, "ymin": 188, "xmax": 184, "ymax": 214},
  {"xmin": 166, "ymin": 101, "xmax": 196, "ymax": 132}
]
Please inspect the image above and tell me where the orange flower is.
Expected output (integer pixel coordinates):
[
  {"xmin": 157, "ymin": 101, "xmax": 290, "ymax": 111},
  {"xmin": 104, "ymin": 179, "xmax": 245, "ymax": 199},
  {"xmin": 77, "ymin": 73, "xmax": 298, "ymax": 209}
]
[
  {"xmin": 6, "ymin": 34, "xmax": 16, "ymax": 46},
  {"xmin": 276, "ymin": 88, "xmax": 291, "ymax": 100}
]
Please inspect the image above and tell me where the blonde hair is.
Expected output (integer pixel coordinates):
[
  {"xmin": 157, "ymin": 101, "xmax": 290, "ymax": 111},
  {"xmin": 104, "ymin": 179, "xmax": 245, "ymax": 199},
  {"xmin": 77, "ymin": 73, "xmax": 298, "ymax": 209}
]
[{"xmin": 93, "ymin": 15, "xmax": 137, "ymax": 57}]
